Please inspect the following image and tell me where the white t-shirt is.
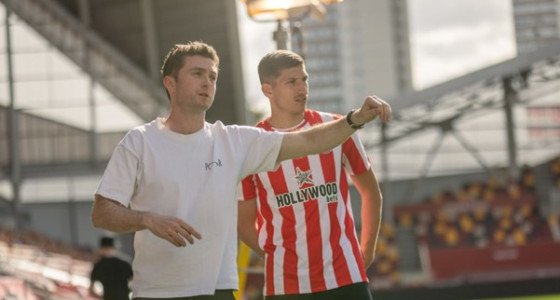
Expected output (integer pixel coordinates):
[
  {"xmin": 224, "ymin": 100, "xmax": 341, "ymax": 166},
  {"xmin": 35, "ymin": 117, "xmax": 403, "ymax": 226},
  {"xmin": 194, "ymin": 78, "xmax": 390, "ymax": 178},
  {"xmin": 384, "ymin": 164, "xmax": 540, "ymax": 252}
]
[{"xmin": 95, "ymin": 118, "xmax": 283, "ymax": 298}]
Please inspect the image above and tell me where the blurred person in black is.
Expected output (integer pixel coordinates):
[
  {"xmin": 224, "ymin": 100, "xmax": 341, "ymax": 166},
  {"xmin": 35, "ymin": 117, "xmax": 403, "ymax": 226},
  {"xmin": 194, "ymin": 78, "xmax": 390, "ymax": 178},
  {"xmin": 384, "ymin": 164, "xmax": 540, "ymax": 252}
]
[{"xmin": 89, "ymin": 236, "xmax": 133, "ymax": 300}]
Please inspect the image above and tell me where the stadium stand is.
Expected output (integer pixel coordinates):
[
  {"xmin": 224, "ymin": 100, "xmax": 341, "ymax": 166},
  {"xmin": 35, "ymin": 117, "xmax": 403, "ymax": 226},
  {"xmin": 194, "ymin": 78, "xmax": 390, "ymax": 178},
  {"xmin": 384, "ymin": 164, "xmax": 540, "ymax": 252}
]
[
  {"xmin": 0, "ymin": 227, "xmax": 97, "ymax": 299},
  {"xmin": 393, "ymin": 158, "xmax": 560, "ymax": 286}
]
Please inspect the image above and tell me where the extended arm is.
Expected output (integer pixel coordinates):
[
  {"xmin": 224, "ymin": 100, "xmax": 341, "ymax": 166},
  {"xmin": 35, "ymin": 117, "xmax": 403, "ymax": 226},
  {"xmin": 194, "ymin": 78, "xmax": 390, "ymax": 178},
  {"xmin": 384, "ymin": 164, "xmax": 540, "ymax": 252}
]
[
  {"xmin": 351, "ymin": 168, "xmax": 383, "ymax": 269},
  {"xmin": 238, "ymin": 198, "xmax": 265, "ymax": 258},
  {"xmin": 91, "ymin": 194, "xmax": 202, "ymax": 247},
  {"xmin": 277, "ymin": 96, "xmax": 391, "ymax": 164}
]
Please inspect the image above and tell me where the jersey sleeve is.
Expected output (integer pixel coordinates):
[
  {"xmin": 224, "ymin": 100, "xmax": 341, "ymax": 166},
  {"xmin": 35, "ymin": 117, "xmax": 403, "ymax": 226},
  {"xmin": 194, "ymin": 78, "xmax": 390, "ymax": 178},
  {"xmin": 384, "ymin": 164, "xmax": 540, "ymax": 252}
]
[
  {"xmin": 237, "ymin": 174, "xmax": 257, "ymax": 202},
  {"xmin": 342, "ymin": 132, "xmax": 371, "ymax": 176}
]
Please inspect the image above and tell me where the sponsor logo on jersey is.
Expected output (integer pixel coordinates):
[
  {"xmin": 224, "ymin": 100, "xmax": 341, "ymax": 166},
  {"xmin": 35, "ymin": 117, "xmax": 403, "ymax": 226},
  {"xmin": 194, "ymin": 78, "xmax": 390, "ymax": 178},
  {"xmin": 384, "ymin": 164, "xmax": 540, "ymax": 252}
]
[
  {"xmin": 294, "ymin": 167, "xmax": 314, "ymax": 188},
  {"xmin": 275, "ymin": 182, "xmax": 338, "ymax": 208}
]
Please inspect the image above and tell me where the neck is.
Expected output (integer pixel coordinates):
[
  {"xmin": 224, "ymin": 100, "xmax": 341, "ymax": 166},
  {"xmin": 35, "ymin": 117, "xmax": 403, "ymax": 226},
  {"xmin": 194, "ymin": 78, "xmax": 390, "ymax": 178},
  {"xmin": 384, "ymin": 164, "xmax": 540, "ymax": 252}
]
[
  {"xmin": 268, "ymin": 111, "xmax": 305, "ymax": 129},
  {"xmin": 164, "ymin": 110, "xmax": 205, "ymax": 134}
]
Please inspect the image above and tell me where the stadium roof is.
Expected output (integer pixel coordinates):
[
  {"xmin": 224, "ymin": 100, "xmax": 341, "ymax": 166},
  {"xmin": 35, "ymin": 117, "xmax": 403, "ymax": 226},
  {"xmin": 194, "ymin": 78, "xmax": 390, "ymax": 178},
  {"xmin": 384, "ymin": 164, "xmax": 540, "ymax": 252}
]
[
  {"xmin": 1, "ymin": 0, "xmax": 559, "ymax": 204},
  {"xmin": 361, "ymin": 41, "xmax": 560, "ymax": 180}
]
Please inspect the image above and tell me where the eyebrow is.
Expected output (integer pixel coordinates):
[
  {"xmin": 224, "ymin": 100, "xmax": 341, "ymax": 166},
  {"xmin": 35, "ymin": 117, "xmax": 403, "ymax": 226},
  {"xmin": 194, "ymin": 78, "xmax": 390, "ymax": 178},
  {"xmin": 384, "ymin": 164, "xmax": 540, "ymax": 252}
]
[
  {"xmin": 285, "ymin": 75, "xmax": 307, "ymax": 81},
  {"xmin": 188, "ymin": 66, "xmax": 217, "ymax": 74}
]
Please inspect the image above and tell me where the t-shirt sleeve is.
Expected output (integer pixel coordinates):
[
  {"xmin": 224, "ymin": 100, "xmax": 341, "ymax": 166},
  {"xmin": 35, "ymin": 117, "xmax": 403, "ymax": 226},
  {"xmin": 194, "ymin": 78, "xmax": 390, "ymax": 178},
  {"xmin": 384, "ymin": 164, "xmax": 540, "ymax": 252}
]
[
  {"xmin": 95, "ymin": 133, "xmax": 140, "ymax": 207},
  {"xmin": 342, "ymin": 132, "xmax": 371, "ymax": 176},
  {"xmin": 238, "ymin": 127, "xmax": 284, "ymax": 179}
]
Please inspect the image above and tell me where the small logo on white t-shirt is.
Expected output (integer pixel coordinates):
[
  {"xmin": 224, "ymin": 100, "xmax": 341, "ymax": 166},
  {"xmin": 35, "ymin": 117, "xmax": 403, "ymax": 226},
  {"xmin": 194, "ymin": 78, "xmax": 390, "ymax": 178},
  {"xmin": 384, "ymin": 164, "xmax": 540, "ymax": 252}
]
[{"xmin": 205, "ymin": 159, "xmax": 223, "ymax": 170}]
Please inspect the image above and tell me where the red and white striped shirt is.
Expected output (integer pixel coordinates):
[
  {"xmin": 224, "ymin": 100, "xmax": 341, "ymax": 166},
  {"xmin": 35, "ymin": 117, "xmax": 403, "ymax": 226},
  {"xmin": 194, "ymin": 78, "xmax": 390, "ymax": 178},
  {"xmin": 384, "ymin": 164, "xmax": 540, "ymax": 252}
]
[{"xmin": 239, "ymin": 109, "xmax": 370, "ymax": 296}]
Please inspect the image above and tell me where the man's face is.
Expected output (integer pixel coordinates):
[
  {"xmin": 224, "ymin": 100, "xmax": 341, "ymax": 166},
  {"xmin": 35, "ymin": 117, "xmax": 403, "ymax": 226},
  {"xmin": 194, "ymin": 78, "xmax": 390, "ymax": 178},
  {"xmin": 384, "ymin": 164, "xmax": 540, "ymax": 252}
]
[
  {"xmin": 167, "ymin": 55, "xmax": 218, "ymax": 113},
  {"xmin": 266, "ymin": 64, "xmax": 309, "ymax": 116}
]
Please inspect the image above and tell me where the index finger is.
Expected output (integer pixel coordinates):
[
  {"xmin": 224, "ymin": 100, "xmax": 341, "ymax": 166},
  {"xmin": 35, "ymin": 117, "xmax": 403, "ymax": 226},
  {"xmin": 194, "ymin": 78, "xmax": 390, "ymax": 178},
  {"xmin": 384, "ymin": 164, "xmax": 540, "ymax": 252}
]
[
  {"xmin": 372, "ymin": 97, "xmax": 390, "ymax": 122},
  {"xmin": 180, "ymin": 222, "xmax": 202, "ymax": 240}
]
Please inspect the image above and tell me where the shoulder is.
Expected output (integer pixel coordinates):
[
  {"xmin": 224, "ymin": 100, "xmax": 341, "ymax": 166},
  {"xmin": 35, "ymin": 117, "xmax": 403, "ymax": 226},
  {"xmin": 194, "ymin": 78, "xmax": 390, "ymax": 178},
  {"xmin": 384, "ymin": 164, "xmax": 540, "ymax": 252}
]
[
  {"xmin": 305, "ymin": 109, "xmax": 341, "ymax": 125},
  {"xmin": 123, "ymin": 120, "xmax": 157, "ymax": 140},
  {"xmin": 116, "ymin": 120, "xmax": 158, "ymax": 152},
  {"xmin": 208, "ymin": 121, "xmax": 266, "ymax": 135},
  {"xmin": 204, "ymin": 122, "xmax": 277, "ymax": 150}
]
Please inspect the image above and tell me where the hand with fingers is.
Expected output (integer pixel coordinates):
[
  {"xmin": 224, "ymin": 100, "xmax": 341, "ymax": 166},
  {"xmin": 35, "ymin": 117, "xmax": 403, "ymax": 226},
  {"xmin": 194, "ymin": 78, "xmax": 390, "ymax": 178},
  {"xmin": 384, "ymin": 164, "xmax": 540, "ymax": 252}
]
[
  {"xmin": 350, "ymin": 95, "xmax": 392, "ymax": 126},
  {"xmin": 145, "ymin": 213, "xmax": 202, "ymax": 247}
]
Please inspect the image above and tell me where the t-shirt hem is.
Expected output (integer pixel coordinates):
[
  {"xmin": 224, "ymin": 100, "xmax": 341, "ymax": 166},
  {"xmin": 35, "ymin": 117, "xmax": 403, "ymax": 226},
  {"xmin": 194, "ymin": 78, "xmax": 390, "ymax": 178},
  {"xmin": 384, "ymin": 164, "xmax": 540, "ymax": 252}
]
[
  {"xmin": 132, "ymin": 288, "xmax": 219, "ymax": 298},
  {"xmin": 132, "ymin": 283, "xmax": 238, "ymax": 298}
]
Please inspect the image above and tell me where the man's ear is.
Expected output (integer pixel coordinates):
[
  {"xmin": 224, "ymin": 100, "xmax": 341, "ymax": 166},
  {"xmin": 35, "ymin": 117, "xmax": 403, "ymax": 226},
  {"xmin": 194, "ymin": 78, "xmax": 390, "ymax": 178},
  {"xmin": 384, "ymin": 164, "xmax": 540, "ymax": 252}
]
[
  {"xmin": 163, "ymin": 76, "xmax": 175, "ymax": 91},
  {"xmin": 261, "ymin": 83, "xmax": 272, "ymax": 97}
]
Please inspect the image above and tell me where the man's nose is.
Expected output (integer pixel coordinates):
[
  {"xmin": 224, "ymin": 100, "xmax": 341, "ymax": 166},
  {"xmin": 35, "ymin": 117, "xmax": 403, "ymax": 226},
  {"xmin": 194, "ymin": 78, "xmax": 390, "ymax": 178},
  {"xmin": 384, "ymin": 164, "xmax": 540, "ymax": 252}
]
[
  {"xmin": 298, "ymin": 82, "xmax": 308, "ymax": 93},
  {"xmin": 201, "ymin": 76, "xmax": 212, "ymax": 86}
]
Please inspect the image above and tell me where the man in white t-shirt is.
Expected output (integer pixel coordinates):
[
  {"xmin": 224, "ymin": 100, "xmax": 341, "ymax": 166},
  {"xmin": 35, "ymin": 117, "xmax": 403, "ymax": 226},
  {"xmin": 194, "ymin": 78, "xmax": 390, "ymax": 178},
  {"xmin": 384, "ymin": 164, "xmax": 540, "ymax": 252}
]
[{"xmin": 91, "ymin": 41, "xmax": 391, "ymax": 300}]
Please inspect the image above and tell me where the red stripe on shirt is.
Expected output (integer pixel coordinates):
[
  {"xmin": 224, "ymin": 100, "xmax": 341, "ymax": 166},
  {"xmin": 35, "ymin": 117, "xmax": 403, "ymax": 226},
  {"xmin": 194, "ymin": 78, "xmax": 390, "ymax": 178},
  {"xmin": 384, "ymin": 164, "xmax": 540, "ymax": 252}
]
[
  {"xmin": 321, "ymin": 150, "xmax": 353, "ymax": 286},
  {"xmin": 307, "ymin": 110, "xmax": 325, "ymax": 125},
  {"xmin": 280, "ymin": 207, "xmax": 299, "ymax": 294},
  {"xmin": 313, "ymin": 110, "xmax": 356, "ymax": 285},
  {"xmin": 342, "ymin": 136, "xmax": 369, "ymax": 175},
  {"xmin": 292, "ymin": 156, "xmax": 326, "ymax": 292},
  {"xmin": 241, "ymin": 175, "xmax": 257, "ymax": 200},
  {"xmin": 340, "ymin": 131, "xmax": 369, "ymax": 281},
  {"xmin": 339, "ymin": 168, "xmax": 368, "ymax": 282},
  {"xmin": 256, "ymin": 174, "xmax": 277, "ymax": 294},
  {"xmin": 266, "ymin": 167, "xmax": 300, "ymax": 294}
]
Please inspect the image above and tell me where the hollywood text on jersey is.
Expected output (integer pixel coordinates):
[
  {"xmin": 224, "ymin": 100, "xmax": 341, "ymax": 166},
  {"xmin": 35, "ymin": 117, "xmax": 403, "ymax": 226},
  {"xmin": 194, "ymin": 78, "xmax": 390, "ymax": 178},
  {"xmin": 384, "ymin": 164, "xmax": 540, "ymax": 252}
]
[{"xmin": 275, "ymin": 182, "xmax": 338, "ymax": 208}]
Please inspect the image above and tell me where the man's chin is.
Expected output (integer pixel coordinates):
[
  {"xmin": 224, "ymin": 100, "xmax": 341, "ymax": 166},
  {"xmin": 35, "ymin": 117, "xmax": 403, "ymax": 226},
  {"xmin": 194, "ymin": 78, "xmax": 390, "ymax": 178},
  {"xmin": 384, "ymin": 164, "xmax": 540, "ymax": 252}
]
[{"xmin": 197, "ymin": 100, "xmax": 213, "ymax": 111}]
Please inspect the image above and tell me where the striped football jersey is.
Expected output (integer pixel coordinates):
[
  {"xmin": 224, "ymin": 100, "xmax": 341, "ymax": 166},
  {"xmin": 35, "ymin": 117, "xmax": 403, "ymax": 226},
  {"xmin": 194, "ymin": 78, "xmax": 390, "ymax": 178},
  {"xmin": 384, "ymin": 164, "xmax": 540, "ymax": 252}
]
[{"xmin": 239, "ymin": 109, "xmax": 371, "ymax": 296}]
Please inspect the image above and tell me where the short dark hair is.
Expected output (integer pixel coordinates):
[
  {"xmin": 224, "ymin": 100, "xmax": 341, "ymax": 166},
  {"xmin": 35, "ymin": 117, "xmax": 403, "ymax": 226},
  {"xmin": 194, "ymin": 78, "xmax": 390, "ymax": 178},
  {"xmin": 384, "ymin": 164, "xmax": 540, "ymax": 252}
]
[
  {"xmin": 160, "ymin": 41, "xmax": 220, "ymax": 99},
  {"xmin": 100, "ymin": 236, "xmax": 114, "ymax": 248},
  {"xmin": 258, "ymin": 50, "xmax": 304, "ymax": 84}
]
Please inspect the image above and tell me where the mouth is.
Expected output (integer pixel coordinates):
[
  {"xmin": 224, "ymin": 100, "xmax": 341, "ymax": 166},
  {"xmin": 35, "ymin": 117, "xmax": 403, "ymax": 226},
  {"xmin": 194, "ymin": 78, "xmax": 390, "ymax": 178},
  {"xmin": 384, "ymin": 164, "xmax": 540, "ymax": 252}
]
[
  {"xmin": 295, "ymin": 96, "xmax": 307, "ymax": 103},
  {"xmin": 199, "ymin": 92, "xmax": 210, "ymax": 98}
]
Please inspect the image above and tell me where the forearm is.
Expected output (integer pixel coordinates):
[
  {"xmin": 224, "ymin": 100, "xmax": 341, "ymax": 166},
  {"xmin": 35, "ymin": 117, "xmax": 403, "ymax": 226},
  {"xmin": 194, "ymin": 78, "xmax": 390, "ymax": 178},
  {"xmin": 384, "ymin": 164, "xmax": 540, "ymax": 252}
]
[
  {"xmin": 278, "ymin": 96, "xmax": 391, "ymax": 163},
  {"xmin": 238, "ymin": 224, "xmax": 264, "ymax": 258},
  {"xmin": 278, "ymin": 117, "xmax": 355, "ymax": 163},
  {"xmin": 361, "ymin": 193, "xmax": 382, "ymax": 267},
  {"xmin": 238, "ymin": 200, "xmax": 265, "ymax": 258},
  {"xmin": 352, "ymin": 169, "xmax": 383, "ymax": 268},
  {"xmin": 91, "ymin": 194, "xmax": 149, "ymax": 233}
]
